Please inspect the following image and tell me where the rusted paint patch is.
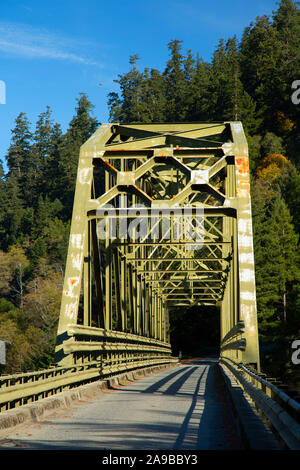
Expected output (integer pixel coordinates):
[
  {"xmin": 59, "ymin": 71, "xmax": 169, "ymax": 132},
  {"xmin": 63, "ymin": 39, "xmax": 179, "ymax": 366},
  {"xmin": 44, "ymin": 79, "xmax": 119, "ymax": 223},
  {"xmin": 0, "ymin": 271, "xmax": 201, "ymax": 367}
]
[
  {"xmin": 236, "ymin": 157, "xmax": 249, "ymax": 175},
  {"xmin": 65, "ymin": 277, "xmax": 79, "ymax": 298},
  {"xmin": 239, "ymin": 178, "xmax": 250, "ymax": 188},
  {"xmin": 249, "ymin": 325, "xmax": 256, "ymax": 336},
  {"xmin": 65, "ymin": 302, "xmax": 77, "ymax": 319}
]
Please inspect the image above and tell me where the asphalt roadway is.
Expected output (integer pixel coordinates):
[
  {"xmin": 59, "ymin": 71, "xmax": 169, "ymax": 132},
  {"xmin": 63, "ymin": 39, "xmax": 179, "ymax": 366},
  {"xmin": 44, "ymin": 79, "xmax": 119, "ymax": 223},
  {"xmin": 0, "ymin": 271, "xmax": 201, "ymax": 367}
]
[{"xmin": 0, "ymin": 359, "xmax": 243, "ymax": 450}]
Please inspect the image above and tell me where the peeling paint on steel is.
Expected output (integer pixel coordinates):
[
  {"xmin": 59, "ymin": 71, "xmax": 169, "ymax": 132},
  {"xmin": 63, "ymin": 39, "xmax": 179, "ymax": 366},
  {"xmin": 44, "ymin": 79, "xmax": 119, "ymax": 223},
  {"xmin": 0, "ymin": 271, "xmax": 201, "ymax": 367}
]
[
  {"xmin": 71, "ymin": 234, "xmax": 84, "ymax": 249},
  {"xmin": 191, "ymin": 169, "xmax": 209, "ymax": 184},
  {"xmin": 78, "ymin": 168, "xmax": 92, "ymax": 185},
  {"xmin": 65, "ymin": 302, "xmax": 77, "ymax": 319},
  {"xmin": 71, "ymin": 253, "xmax": 83, "ymax": 270},
  {"xmin": 240, "ymin": 291, "xmax": 256, "ymax": 301},
  {"xmin": 238, "ymin": 219, "xmax": 252, "ymax": 234},
  {"xmin": 240, "ymin": 269, "xmax": 255, "ymax": 283},
  {"xmin": 238, "ymin": 235, "xmax": 253, "ymax": 247},
  {"xmin": 239, "ymin": 253, "xmax": 255, "ymax": 265}
]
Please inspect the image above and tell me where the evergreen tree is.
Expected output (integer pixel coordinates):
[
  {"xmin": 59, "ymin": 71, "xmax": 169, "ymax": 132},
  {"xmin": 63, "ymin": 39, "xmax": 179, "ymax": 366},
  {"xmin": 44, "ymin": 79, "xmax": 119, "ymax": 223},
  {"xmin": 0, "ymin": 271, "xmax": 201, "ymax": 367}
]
[
  {"xmin": 108, "ymin": 59, "xmax": 167, "ymax": 124},
  {"xmin": 22, "ymin": 106, "xmax": 62, "ymax": 204},
  {"xmin": 180, "ymin": 49, "xmax": 196, "ymax": 120},
  {"xmin": 108, "ymin": 55, "xmax": 145, "ymax": 123},
  {"xmin": 66, "ymin": 93, "xmax": 99, "ymax": 144},
  {"xmin": 265, "ymin": 195, "xmax": 299, "ymax": 324},
  {"xmin": 187, "ymin": 54, "xmax": 211, "ymax": 121},
  {"xmin": 273, "ymin": 1, "xmax": 300, "ymax": 161},
  {"xmin": 107, "ymin": 91, "xmax": 122, "ymax": 122},
  {"xmin": 41, "ymin": 122, "xmax": 63, "ymax": 201},
  {"xmin": 0, "ymin": 162, "xmax": 6, "ymax": 236},
  {"xmin": 253, "ymin": 187, "xmax": 299, "ymax": 334},
  {"xmin": 58, "ymin": 93, "xmax": 99, "ymax": 218},
  {"xmin": 1, "ymin": 173, "xmax": 24, "ymax": 249},
  {"xmin": 272, "ymin": 0, "xmax": 300, "ymax": 86},
  {"xmin": 6, "ymin": 112, "xmax": 32, "ymax": 180},
  {"xmin": 284, "ymin": 167, "xmax": 300, "ymax": 234},
  {"xmin": 139, "ymin": 67, "xmax": 166, "ymax": 122},
  {"xmin": 6, "ymin": 112, "xmax": 33, "ymax": 203},
  {"xmin": 209, "ymin": 37, "xmax": 257, "ymax": 132},
  {"xmin": 252, "ymin": 179, "xmax": 277, "ymax": 334},
  {"xmin": 31, "ymin": 107, "xmax": 63, "ymax": 200},
  {"xmin": 163, "ymin": 40, "xmax": 187, "ymax": 121},
  {"xmin": 240, "ymin": 15, "xmax": 281, "ymax": 131}
]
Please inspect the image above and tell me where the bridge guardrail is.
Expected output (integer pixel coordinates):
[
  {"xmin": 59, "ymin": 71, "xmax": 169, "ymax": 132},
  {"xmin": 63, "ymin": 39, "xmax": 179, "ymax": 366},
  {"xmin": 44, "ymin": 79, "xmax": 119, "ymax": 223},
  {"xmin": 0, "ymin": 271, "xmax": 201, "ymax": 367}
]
[
  {"xmin": 220, "ymin": 321, "xmax": 246, "ymax": 354},
  {"xmin": 0, "ymin": 327, "xmax": 177, "ymax": 412},
  {"xmin": 0, "ymin": 357, "xmax": 178, "ymax": 412},
  {"xmin": 220, "ymin": 356, "xmax": 300, "ymax": 449}
]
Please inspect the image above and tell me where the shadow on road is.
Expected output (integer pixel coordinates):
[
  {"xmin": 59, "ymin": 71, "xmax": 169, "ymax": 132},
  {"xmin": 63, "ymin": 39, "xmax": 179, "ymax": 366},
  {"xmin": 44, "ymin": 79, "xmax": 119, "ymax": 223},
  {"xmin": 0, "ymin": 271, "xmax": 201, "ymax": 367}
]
[{"xmin": 0, "ymin": 358, "xmax": 243, "ymax": 451}]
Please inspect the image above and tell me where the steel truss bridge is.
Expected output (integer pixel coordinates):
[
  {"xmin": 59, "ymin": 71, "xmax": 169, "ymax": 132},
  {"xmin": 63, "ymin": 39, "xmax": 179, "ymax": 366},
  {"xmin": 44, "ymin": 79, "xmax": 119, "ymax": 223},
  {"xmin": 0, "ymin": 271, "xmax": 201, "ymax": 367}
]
[
  {"xmin": 0, "ymin": 122, "xmax": 299, "ymax": 450},
  {"xmin": 55, "ymin": 121, "xmax": 259, "ymax": 368}
]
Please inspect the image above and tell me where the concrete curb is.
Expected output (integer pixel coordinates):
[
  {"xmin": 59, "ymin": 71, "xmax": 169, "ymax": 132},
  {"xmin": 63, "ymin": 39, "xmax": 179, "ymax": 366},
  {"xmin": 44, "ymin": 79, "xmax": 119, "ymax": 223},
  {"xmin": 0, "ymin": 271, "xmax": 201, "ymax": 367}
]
[
  {"xmin": 218, "ymin": 363, "xmax": 282, "ymax": 450},
  {"xmin": 0, "ymin": 362, "xmax": 179, "ymax": 437}
]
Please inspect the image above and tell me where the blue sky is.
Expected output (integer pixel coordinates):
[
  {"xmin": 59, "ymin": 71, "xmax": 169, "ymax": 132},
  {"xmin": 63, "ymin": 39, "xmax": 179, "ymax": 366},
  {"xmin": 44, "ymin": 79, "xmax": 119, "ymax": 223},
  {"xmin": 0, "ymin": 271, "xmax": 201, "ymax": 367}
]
[{"xmin": 0, "ymin": 0, "xmax": 280, "ymax": 172}]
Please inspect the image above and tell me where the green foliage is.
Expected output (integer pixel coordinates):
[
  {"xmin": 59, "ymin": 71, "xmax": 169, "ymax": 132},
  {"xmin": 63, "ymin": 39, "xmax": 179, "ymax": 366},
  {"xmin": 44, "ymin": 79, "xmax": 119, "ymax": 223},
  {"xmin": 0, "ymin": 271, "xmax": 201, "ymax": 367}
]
[
  {"xmin": 0, "ymin": 93, "xmax": 99, "ymax": 373},
  {"xmin": 285, "ymin": 168, "xmax": 300, "ymax": 233},
  {"xmin": 108, "ymin": 55, "xmax": 167, "ymax": 123},
  {"xmin": 252, "ymin": 174, "xmax": 300, "ymax": 384},
  {"xmin": 163, "ymin": 40, "xmax": 188, "ymax": 121},
  {"xmin": 56, "ymin": 93, "xmax": 100, "ymax": 218},
  {"xmin": 6, "ymin": 112, "xmax": 32, "ymax": 185},
  {"xmin": 256, "ymin": 194, "xmax": 298, "ymax": 328}
]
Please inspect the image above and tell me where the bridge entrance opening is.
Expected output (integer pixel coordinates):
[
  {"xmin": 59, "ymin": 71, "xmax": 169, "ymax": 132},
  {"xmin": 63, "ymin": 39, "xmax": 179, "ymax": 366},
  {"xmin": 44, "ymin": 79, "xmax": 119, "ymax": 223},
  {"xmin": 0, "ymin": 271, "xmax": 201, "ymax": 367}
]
[{"xmin": 169, "ymin": 305, "xmax": 220, "ymax": 359}]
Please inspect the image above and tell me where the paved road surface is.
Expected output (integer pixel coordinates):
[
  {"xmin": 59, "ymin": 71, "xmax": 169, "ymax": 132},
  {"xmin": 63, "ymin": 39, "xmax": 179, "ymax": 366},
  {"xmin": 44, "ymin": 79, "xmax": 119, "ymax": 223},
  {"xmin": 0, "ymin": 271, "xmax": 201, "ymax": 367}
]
[{"xmin": 0, "ymin": 359, "xmax": 243, "ymax": 450}]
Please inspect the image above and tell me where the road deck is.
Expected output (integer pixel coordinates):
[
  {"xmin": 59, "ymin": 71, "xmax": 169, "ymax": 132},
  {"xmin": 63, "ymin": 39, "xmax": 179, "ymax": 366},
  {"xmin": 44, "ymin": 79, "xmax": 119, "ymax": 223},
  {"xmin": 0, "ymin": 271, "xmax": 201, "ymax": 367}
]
[{"xmin": 0, "ymin": 359, "xmax": 243, "ymax": 450}]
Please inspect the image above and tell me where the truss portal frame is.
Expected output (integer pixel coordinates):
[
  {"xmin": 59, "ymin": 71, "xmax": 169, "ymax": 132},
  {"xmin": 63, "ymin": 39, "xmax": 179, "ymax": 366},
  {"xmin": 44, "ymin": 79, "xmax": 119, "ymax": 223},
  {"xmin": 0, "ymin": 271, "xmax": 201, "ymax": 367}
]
[{"xmin": 55, "ymin": 122, "xmax": 260, "ymax": 370}]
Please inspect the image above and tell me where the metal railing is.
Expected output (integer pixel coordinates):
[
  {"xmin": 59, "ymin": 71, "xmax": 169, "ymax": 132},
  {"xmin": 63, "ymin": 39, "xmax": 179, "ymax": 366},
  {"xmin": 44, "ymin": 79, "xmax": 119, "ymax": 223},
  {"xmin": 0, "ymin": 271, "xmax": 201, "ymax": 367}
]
[
  {"xmin": 220, "ymin": 321, "xmax": 246, "ymax": 355},
  {"xmin": 0, "ymin": 327, "xmax": 177, "ymax": 412},
  {"xmin": 220, "ymin": 356, "xmax": 300, "ymax": 449}
]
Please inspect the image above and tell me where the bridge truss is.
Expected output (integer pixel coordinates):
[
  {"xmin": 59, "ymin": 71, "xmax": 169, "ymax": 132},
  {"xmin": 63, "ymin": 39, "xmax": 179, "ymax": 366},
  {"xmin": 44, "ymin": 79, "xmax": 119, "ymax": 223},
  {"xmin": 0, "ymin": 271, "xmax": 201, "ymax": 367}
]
[{"xmin": 54, "ymin": 122, "xmax": 260, "ymax": 371}]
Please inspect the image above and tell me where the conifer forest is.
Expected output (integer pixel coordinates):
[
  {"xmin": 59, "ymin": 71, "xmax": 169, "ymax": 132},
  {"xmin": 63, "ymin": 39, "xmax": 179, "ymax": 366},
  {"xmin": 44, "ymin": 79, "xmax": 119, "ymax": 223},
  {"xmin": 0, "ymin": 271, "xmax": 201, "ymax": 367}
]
[{"xmin": 0, "ymin": 0, "xmax": 299, "ymax": 390}]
